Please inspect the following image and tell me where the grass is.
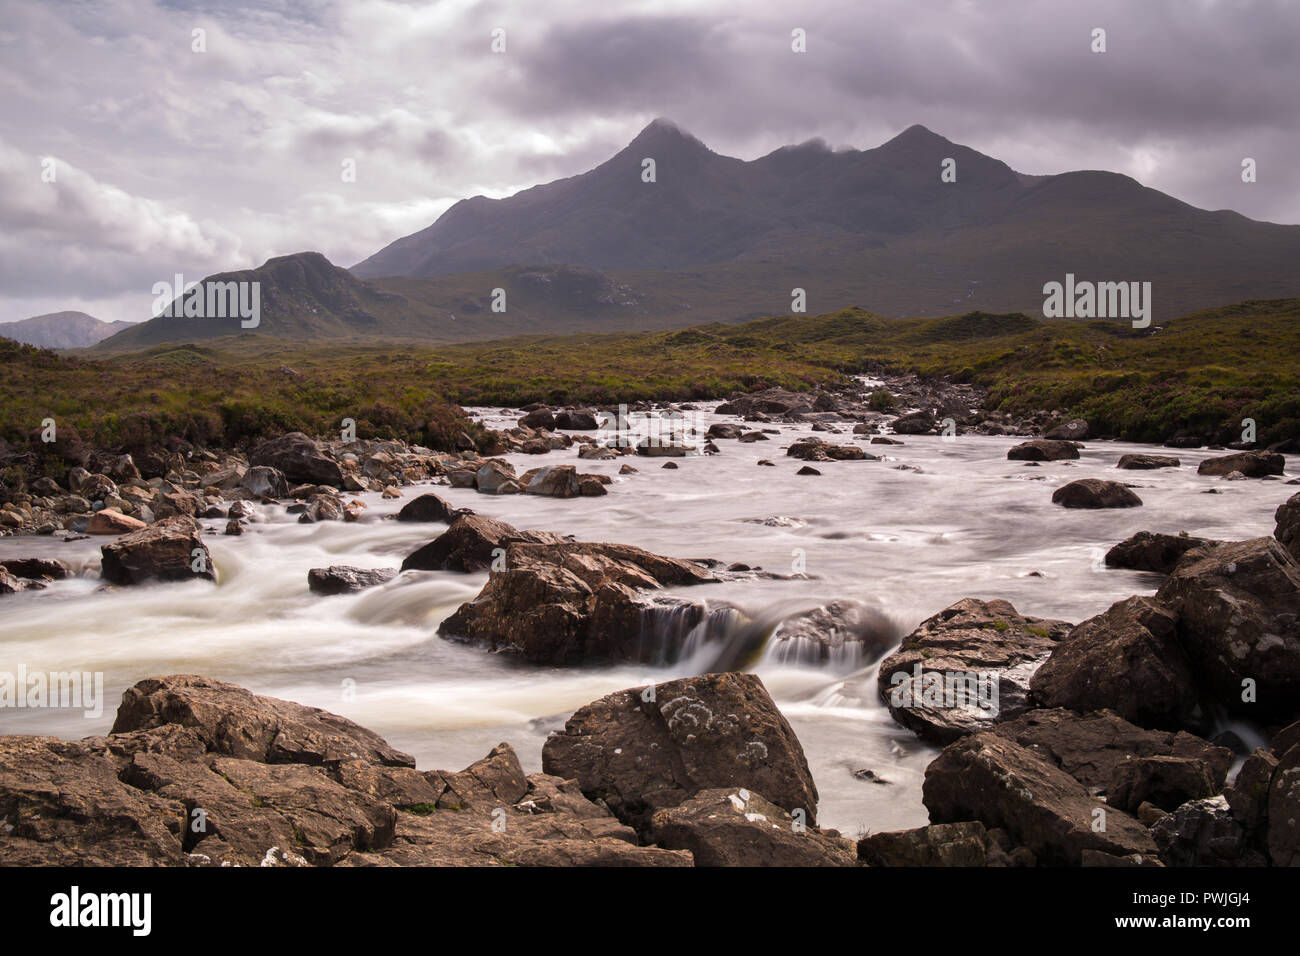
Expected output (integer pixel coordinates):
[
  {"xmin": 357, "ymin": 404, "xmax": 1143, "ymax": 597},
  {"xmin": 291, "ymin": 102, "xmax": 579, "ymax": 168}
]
[{"xmin": 2, "ymin": 297, "xmax": 1297, "ymax": 494}]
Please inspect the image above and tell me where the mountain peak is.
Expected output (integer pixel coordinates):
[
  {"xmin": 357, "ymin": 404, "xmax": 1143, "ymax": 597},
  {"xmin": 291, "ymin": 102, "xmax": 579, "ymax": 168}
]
[
  {"xmin": 626, "ymin": 117, "xmax": 708, "ymax": 153},
  {"xmin": 881, "ymin": 123, "xmax": 950, "ymax": 149}
]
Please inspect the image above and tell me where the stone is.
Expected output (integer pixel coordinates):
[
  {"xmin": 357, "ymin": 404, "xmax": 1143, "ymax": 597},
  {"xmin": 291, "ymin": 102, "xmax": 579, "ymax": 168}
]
[
  {"xmin": 1051, "ymin": 479, "xmax": 1142, "ymax": 508},
  {"xmin": 308, "ymin": 566, "xmax": 399, "ymax": 595},
  {"xmin": 99, "ymin": 516, "xmax": 214, "ymax": 586}
]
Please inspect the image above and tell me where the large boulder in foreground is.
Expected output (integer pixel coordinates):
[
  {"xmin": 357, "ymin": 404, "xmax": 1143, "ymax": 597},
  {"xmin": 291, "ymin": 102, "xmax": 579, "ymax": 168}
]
[
  {"xmin": 1051, "ymin": 478, "xmax": 1142, "ymax": 508},
  {"xmin": 438, "ymin": 539, "xmax": 715, "ymax": 664},
  {"xmin": 1276, "ymin": 492, "xmax": 1300, "ymax": 562},
  {"xmin": 923, "ymin": 732, "xmax": 1159, "ymax": 865},
  {"xmin": 648, "ymin": 789, "xmax": 856, "ymax": 867},
  {"xmin": 1029, "ymin": 596, "xmax": 1201, "ymax": 730},
  {"xmin": 1155, "ymin": 537, "xmax": 1300, "ymax": 721},
  {"xmin": 1, "ymin": 676, "xmax": 688, "ymax": 867},
  {"xmin": 99, "ymin": 516, "xmax": 214, "ymax": 586},
  {"xmin": 1196, "ymin": 450, "xmax": 1285, "ymax": 478},
  {"xmin": 1104, "ymin": 530, "xmax": 1220, "ymax": 575},
  {"xmin": 542, "ymin": 673, "xmax": 818, "ymax": 834},
  {"xmin": 876, "ymin": 598, "xmax": 1071, "ymax": 744},
  {"xmin": 401, "ymin": 513, "xmax": 564, "ymax": 573},
  {"xmin": 1007, "ymin": 440, "xmax": 1079, "ymax": 461},
  {"xmin": 250, "ymin": 432, "xmax": 343, "ymax": 487}
]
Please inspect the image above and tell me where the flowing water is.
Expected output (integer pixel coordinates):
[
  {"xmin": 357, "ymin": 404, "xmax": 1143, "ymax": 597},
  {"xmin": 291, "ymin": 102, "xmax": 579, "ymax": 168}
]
[{"xmin": 0, "ymin": 399, "xmax": 1291, "ymax": 837}]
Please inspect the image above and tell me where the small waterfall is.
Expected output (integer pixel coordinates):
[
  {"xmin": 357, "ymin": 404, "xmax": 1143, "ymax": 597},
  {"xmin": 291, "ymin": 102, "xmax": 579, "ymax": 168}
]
[{"xmin": 634, "ymin": 598, "xmax": 759, "ymax": 669}]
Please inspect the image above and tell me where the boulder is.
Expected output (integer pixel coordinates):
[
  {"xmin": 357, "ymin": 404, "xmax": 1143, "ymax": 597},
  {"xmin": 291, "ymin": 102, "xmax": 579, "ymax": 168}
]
[
  {"xmin": 99, "ymin": 516, "xmax": 214, "ymax": 586},
  {"xmin": 1151, "ymin": 795, "xmax": 1267, "ymax": 867},
  {"xmin": 1155, "ymin": 537, "xmax": 1300, "ymax": 720},
  {"xmin": 86, "ymin": 508, "xmax": 147, "ymax": 535},
  {"xmin": 1104, "ymin": 531, "xmax": 1220, "ymax": 574},
  {"xmin": 542, "ymin": 673, "xmax": 819, "ymax": 834},
  {"xmin": 519, "ymin": 408, "xmax": 555, "ymax": 430},
  {"xmin": 1029, "ymin": 596, "xmax": 1200, "ymax": 729},
  {"xmin": 1045, "ymin": 419, "xmax": 1090, "ymax": 441},
  {"xmin": 401, "ymin": 514, "xmax": 564, "ymax": 573},
  {"xmin": 1108, "ymin": 755, "xmax": 1217, "ymax": 813},
  {"xmin": 1197, "ymin": 450, "xmax": 1285, "ymax": 478},
  {"xmin": 1117, "ymin": 454, "xmax": 1180, "ymax": 470},
  {"xmin": 1268, "ymin": 738, "xmax": 1300, "ymax": 866},
  {"xmin": 649, "ymin": 788, "xmax": 856, "ymax": 867},
  {"xmin": 766, "ymin": 601, "xmax": 900, "ymax": 667},
  {"xmin": 250, "ymin": 433, "xmax": 343, "ymax": 487},
  {"xmin": 1052, "ymin": 478, "xmax": 1142, "ymax": 508},
  {"xmin": 988, "ymin": 708, "xmax": 1232, "ymax": 795},
  {"xmin": 787, "ymin": 438, "xmax": 866, "ymax": 461},
  {"xmin": 395, "ymin": 493, "xmax": 463, "ymax": 523},
  {"xmin": 554, "ymin": 409, "xmax": 599, "ymax": 430},
  {"xmin": 923, "ymin": 732, "xmax": 1159, "ymax": 865},
  {"xmin": 240, "ymin": 465, "xmax": 289, "ymax": 499},
  {"xmin": 706, "ymin": 423, "xmax": 744, "ymax": 440},
  {"xmin": 0, "ymin": 557, "xmax": 70, "ymax": 580},
  {"xmin": 524, "ymin": 464, "xmax": 580, "ymax": 498},
  {"xmin": 857, "ymin": 821, "xmax": 992, "ymax": 866},
  {"xmin": 475, "ymin": 459, "xmax": 518, "ymax": 495},
  {"xmin": 891, "ymin": 411, "xmax": 935, "ymax": 435},
  {"xmin": 1225, "ymin": 748, "xmax": 1278, "ymax": 833},
  {"xmin": 307, "ymin": 566, "xmax": 399, "ymax": 595},
  {"xmin": 876, "ymin": 598, "xmax": 1071, "ymax": 744},
  {"xmin": 1007, "ymin": 440, "xmax": 1079, "ymax": 461},
  {"xmin": 1275, "ymin": 492, "xmax": 1300, "ymax": 562},
  {"xmin": 438, "ymin": 540, "xmax": 714, "ymax": 664}
]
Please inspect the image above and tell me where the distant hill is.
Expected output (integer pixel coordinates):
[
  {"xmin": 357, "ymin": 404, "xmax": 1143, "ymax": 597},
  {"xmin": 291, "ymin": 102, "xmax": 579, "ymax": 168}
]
[
  {"xmin": 1, "ymin": 311, "xmax": 132, "ymax": 349},
  {"xmin": 352, "ymin": 119, "xmax": 1300, "ymax": 321}
]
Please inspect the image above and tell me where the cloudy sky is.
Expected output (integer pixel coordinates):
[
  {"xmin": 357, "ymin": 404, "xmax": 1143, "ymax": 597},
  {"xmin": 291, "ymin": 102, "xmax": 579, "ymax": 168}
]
[{"xmin": 2, "ymin": 0, "xmax": 1297, "ymax": 324}]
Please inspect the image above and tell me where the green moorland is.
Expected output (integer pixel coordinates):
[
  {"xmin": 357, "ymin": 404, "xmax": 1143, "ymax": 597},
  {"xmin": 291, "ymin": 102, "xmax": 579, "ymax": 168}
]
[{"xmin": 1, "ymin": 298, "xmax": 1297, "ymax": 483}]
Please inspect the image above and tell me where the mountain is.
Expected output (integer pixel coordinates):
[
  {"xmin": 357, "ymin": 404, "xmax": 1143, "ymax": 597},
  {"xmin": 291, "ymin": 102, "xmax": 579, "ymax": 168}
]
[
  {"xmin": 352, "ymin": 119, "xmax": 1300, "ymax": 321},
  {"xmin": 1, "ymin": 311, "xmax": 132, "ymax": 349}
]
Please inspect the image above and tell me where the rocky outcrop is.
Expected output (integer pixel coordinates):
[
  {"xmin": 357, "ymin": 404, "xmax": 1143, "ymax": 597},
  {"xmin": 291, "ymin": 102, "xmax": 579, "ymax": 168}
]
[
  {"xmin": 99, "ymin": 516, "xmax": 214, "ymax": 586},
  {"xmin": 1051, "ymin": 478, "xmax": 1142, "ymax": 508},
  {"xmin": 1007, "ymin": 440, "xmax": 1079, "ymax": 461},
  {"xmin": 438, "ymin": 539, "xmax": 715, "ymax": 664},
  {"xmin": 307, "ymin": 566, "xmax": 398, "ymax": 595},
  {"xmin": 1155, "ymin": 537, "xmax": 1300, "ymax": 721},
  {"xmin": 876, "ymin": 598, "xmax": 1071, "ymax": 743},
  {"xmin": 787, "ymin": 438, "xmax": 868, "ymax": 461},
  {"xmin": 401, "ymin": 514, "xmax": 565, "ymax": 573},
  {"xmin": 923, "ymin": 732, "xmax": 1159, "ymax": 865},
  {"xmin": 250, "ymin": 432, "xmax": 344, "ymax": 487},
  {"xmin": 1197, "ymin": 450, "xmax": 1285, "ymax": 478},
  {"xmin": 1151, "ymin": 796, "xmax": 1267, "ymax": 867},
  {"xmin": 0, "ymin": 676, "xmax": 690, "ymax": 867},
  {"xmin": 1029, "ymin": 597, "xmax": 1200, "ymax": 729},
  {"xmin": 1104, "ymin": 531, "xmax": 1220, "ymax": 574},
  {"xmin": 542, "ymin": 673, "xmax": 819, "ymax": 838}
]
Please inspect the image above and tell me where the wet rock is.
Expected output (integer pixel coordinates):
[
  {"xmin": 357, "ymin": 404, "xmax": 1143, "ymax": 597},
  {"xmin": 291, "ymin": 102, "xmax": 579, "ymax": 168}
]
[
  {"xmin": 1225, "ymin": 748, "xmax": 1278, "ymax": 833},
  {"xmin": 923, "ymin": 732, "xmax": 1158, "ymax": 865},
  {"xmin": 857, "ymin": 821, "xmax": 991, "ymax": 866},
  {"xmin": 86, "ymin": 508, "xmax": 147, "ymax": 535},
  {"xmin": 715, "ymin": 387, "xmax": 812, "ymax": 417},
  {"xmin": 649, "ymin": 788, "xmax": 856, "ymax": 867},
  {"xmin": 1117, "ymin": 454, "xmax": 1180, "ymax": 470},
  {"xmin": 1045, "ymin": 419, "xmax": 1090, "ymax": 441},
  {"xmin": 706, "ymin": 423, "xmax": 744, "ymax": 440},
  {"xmin": 1155, "ymin": 537, "xmax": 1300, "ymax": 721},
  {"xmin": 519, "ymin": 408, "xmax": 555, "ymax": 430},
  {"xmin": 0, "ymin": 557, "xmax": 69, "ymax": 580},
  {"xmin": 99, "ymin": 516, "xmax": 214, "ymax": 586},
  {"xmin": 401, "ymin": 514, "xmax": 564, "ymax": 573},
  {"xmin": 523, "ymin": 464, "xmax": 580, "ymax": 497},
  {"xmin": 240, "ymin": 465, "xmax": 289, "ymax": 499},
  {"xmin": 1268, "ymin": 738, "xmax": 1300, "ymax": 866},
  {"xmin": 1007, "ymin": 440, "xmax": 1079, "ymax": 461},
  {"xmin": 438, "ymin": 540, "xmax": 714, "ymax": 663},
  {"xmin": 787, "ymin": 437, "xmax": 866, "ymax": 461},
  {"xmin": 877, "ymin": 598, "xmax": 1070, "ymax": 744},
  {"xmin": 475, "ymin": 459, "xmax": 518, "ymax": 495},
  {"xmin": 395, "ymin": 492, "xmax": 463, "ymax": 523},
  {"xmin": 1275, "ymin": 492, "xmax": 1300, "ymax": 562},
  {"xmin": 542, "ymin": 673, "xmax": 819, "ymax": 834},
  {"xmin": 1151, "ymin": 795, "xmax": 1267, "ymax": 867},
  {"xmin": 1108, "ymin": 756, "xmax": 1218, "ymax": 813},
  {"xmin": 1029, "ymin": 596, "xmax": 1200, "ymax": 729},
  {"xmin": 1197, "ymin": 450, "xmax": 1285, "ymax": 478},
  {"xmin": 250, "ymin": 433, "xmax": 343, "ymax": 487},
  {"xmin": 578, "ymin": 474, "xmax": 608, "ymax": 497},
  {"xmin": 768, "ymin": 601, "xmax": 899, "ymax": 666},
  {"xmin": 308, "ymin": 566, "xmax": 399, "ymax": 595},
  {"xmin": 554, "ymin": 409, "xmax": 599, "ymax": 430},
  {"xmin": 796, "ymin": 466, "xmax": 821, "ymax": 476},
  {"xmin": 1052, "ymin": 478, "xmax": 1142, "ymax": 508},
  {"xmin": 1104, "ymin": 531, "xmax": 1220, "ymax": 574},
  {"xmin": 891, "ymin": 411, "xmax": 935, "ymax": 435}
]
